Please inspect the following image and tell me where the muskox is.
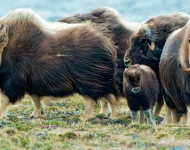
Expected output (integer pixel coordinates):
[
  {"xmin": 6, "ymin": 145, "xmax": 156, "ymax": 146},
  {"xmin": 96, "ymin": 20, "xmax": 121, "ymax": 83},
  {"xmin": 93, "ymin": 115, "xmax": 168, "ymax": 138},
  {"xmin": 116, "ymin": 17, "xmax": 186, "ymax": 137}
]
[
  {"xmin": 58, "ymin": 7, "xmax": 140, "ymax": 116},
  {"xmin": 0, "ymin": 8, "xmax": 119, "ymax": 122},
  {"xmin": 58, "ymin": 7, "xmax": 140, "ymax": 94},
  {"xmin": 124, "ymin": 12, "xmax": 190, "ymax": 123},
  {"xmin": 160, "ymin": 21, "xmax": 190, "ymax": 125},
  {"xmin": 123, "ymin": 64, "xmax": 159, "ymax": 126}
]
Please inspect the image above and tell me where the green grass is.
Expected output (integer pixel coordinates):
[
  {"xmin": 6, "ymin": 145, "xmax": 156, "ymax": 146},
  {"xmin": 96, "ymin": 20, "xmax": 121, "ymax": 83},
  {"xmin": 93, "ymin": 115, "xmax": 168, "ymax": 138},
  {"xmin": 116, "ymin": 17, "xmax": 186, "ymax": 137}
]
[{"xmin": 0, "ymin": 94, "xmax": 190, "ymax": 150}]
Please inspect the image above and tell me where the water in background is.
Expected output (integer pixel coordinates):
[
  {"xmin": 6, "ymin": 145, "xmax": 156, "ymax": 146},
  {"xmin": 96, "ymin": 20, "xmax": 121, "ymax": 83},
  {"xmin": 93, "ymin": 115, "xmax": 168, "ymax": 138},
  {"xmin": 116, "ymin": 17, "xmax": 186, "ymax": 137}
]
[{"xmin": 1, "ymin": 0, "xmax": 190, "ymax": 22}]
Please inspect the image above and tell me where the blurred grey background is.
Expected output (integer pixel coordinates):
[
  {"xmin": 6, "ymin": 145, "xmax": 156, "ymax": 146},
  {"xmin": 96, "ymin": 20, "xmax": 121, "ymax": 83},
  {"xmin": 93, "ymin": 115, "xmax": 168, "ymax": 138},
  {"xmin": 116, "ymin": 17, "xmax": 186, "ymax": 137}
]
[{"xmin": 1, "ymin": 0, "xmax": 190, "ymax": 22}]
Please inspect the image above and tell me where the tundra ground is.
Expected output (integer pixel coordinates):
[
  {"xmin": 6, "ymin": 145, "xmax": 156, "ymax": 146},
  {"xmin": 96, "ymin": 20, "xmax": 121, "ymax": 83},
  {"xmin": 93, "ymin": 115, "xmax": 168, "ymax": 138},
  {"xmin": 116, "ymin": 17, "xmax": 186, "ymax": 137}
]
[{"xmin": 0, "ymin": 94, "xmax": 189, "ymax": 150}]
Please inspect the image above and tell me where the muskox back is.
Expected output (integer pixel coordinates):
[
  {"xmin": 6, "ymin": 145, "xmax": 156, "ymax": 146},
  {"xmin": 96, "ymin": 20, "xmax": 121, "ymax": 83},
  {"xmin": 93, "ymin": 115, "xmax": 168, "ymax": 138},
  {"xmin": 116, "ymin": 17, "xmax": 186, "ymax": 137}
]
[
  {"xmin": 0, "ymin": 8, "xmax": 119, "ymax": 121},
  {"xmin": 123, "ymin": 64, "xmax": 159, "ymax": 125}
]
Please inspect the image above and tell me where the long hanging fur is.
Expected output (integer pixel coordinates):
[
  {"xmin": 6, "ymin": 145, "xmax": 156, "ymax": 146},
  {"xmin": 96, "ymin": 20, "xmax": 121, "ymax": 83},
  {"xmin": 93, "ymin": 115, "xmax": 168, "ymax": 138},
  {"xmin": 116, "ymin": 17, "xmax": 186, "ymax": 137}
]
[
  {"xmin": 58, "ymin": 7, "xmax": 140, "ymax": 94},
  {"xmin": 0, "ymin": 8, "xmax": 119, "ymax": 103}
]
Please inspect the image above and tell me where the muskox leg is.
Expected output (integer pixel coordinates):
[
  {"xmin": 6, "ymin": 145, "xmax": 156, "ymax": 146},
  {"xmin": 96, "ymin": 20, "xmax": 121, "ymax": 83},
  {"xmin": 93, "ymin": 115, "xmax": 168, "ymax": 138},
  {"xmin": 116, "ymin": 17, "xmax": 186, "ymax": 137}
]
[
  {"xmin": 131, "ymin": 111, "xmax": 138, "ymax": 123},
  {"xmin": 105, "ymin": 94, "xmax": 118, "ymax": 120},
  {"xmin": 30, "ymin": 95, "xmax": 45, "ymax": 118},
  {"xmin": 153, "ymin": 93, "xmax": 164, "ymax": 117},
  {"xmin": 99, "ymin": 98, "xmax": 111, "ymax": 118},
  {"xmin": 0, "ymin": 93, "xmax": 10, "ymax": 118},
  {"xmin": 171, "ymin": 109, "xmax": 181, "ymax": 124},
  {"xmin": 182, "ymin": 113, "xmax": 187, "ymax": 124},
  {"xmin": 161, "ymin": 105, "xmax": 172, "ymax": 124},
  {"xmin": 139, "ymin": 109, "xmax": 144, "ymax": 123},
  {"xmin": 80, "ymin": 96, "xmax": 95, "ymax": 122},
  {"xmin": 143, "ymin": 109, "xmax": 156, "ymax": 126},
  {"xmin": 186, "ymin": 106, "xmax": 190, "ymax": 125}
]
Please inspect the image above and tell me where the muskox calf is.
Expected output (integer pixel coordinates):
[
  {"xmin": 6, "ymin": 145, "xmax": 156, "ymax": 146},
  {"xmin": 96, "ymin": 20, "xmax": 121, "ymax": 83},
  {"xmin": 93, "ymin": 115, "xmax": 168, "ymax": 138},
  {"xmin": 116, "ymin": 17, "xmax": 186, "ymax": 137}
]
[
  {"xmin": 0, "ymin": 8, "xmax": 119, "ymax": 122},
  {"xmin": 123, "ymin": 64, "xmax": 159, "ymax": 126}
]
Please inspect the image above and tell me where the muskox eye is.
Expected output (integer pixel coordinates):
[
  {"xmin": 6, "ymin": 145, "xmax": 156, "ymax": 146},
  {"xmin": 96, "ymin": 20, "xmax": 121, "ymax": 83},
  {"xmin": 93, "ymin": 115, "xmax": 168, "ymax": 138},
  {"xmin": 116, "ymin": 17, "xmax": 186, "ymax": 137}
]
[
  {"xmin": 128, "ymin": 78, "xmax": 133, "ymax": 82},
  {"xmin": 162, "ymin": 29, "xmax": 167, "ymax": 33}
]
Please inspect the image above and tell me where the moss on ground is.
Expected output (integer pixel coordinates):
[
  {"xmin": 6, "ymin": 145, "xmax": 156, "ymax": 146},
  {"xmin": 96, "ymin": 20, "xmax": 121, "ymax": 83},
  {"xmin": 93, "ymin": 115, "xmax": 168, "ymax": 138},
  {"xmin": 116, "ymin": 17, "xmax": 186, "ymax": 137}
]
[{"xmin": 0, "ymin": 94, "xmax": 190, "ymax": 149}]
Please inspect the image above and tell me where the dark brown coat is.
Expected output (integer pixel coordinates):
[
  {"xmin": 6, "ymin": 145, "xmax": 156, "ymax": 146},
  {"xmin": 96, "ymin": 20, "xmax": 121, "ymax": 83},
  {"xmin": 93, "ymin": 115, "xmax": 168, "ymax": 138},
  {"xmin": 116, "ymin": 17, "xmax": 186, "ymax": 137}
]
[
  {"xmin": 123, "ymin": 64, "xmax": 159, "ymax": 125},
  {"xmin": 123, "ymin": 64, "xmax": 159, "ymax": 111},
  {"xmin": 0, "ymin": 9, "xmax": 118, "ymax": 107},
  {"xmin": 124, "ymin": 12, "xmax": 190, "ymax": 120},
  {"xmin": 160, "ymin": 21, "xmax": 190, "ymax": 115},
  {"xmin": 58, "ymin": 7, "xmax": 140, "ymax": 94},
  {"xmin": 124, "ymin": 12, "xmax": 190, "ymax": 74}
]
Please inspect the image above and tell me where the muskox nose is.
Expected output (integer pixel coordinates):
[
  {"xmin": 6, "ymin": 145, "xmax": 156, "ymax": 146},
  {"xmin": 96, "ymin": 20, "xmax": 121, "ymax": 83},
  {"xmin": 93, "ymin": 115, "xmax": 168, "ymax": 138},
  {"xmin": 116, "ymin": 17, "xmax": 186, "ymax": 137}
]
[
  {"xmin": 124, "ymin": 57, "xmax": 131, "ymax": 68},
  {"xmin": 131, "ymin": 87, "xmax": 140, "ymax": 94}
]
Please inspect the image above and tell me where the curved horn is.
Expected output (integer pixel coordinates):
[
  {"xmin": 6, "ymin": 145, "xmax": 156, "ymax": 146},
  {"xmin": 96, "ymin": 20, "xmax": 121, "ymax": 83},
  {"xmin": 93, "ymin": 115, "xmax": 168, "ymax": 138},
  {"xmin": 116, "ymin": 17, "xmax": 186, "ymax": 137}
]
[
  {"xmin": 179, "ymin": 63, "xmax": 190, "ymax": 72},
  {"xmin": 146, "ymin": 41, "xmax": 155, "ymax": 51}
]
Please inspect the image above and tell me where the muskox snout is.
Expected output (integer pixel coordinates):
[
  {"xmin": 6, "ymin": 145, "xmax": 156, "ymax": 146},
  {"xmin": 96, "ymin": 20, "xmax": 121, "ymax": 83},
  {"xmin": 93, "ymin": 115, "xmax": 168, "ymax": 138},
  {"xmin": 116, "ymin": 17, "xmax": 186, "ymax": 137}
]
[
  {"xmin": 124, "ymin": 57, "xmax": 131, "ymax": 68},
  {"xmin": 131, "ymin": 87, "xmax": 140, "ymax": 94}
]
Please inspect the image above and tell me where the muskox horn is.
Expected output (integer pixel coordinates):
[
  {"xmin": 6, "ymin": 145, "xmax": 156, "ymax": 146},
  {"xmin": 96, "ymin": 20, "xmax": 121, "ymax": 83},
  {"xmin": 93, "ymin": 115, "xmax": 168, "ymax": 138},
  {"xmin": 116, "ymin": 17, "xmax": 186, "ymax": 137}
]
[
  {"xmin": 123, "ymin": 57, "xmax": 131, "ymax": 68},
  {"xmin": 179, "ymin": 38, "xmax": 190, "ymax": 72},
  {"xmin": 179, "ymin": 63, "xmax": 190, "ymax": 72},
  {"xmin": 146, "ymin": 41, "xmax": 155, "ymax": 51}
]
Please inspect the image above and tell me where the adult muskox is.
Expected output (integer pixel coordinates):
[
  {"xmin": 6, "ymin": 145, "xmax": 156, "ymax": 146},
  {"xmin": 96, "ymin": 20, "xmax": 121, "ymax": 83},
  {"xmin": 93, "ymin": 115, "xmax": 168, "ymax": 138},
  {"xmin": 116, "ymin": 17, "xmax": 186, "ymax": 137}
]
[
  {"xmin": 124, "ymin": 12, "xmax": 190, "ymax": 123},
  {"xmin": 159, "ymin": 21, "xmax": 190, "ymax": 125},
  {"xmin": 123, "ymin": 64, "xmax": 159, "ymax": 126},
  {"xmin": 58, "ymin": 7, "xmax": 140, "ymax": 94},
  {"xmin": 0, "ymin": 8, "xmax": 119, "ymax": 122},
  {"xmin": 58, "ymin": 7, "xmax": 140, "ymax": 116}
]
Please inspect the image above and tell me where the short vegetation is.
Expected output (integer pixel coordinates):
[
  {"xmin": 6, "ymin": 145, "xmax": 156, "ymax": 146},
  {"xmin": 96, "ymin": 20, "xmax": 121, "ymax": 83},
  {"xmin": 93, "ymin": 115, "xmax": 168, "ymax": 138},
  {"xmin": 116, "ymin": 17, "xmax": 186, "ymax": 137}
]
[{"xmin": 0, "ymin": 94, "xmax": 189, "ymax": 150}]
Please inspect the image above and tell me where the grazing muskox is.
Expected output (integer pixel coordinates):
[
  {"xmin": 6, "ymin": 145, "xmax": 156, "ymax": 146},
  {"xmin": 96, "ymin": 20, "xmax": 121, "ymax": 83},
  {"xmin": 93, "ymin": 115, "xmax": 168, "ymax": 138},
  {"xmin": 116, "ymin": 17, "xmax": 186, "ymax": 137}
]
[
  {"xmin": 58, "ymin": 7, "xmax": 140, "ymax": 116},
  {"xmin": 160, "ymin": 21, "xmax": 190, "ymax": 125},
  {"xmin": 124, "ymin": 12, "xmax": 190, "ymax": 124},
  {"xmin": 123, "ymin": 64, "xmax": 159, "ymax": 126},
  {"xmin": 0, "ymin": 8, "xmax": 119, "ymax": 122}
]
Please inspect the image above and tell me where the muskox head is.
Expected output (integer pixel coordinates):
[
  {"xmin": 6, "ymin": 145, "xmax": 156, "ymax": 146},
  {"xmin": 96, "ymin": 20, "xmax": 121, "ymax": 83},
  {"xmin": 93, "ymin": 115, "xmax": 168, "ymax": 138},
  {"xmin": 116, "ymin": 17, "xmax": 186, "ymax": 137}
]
[
  {"xmin": 123, "ymin": 64, "xmax": 141, "ymax": 94},
  {"xmin": 124, "ymin": 29, "xmax": 150, "ymax": 67},
  {"xmin": 124, "ymin": 12, "xmax": 190, "ymax": 74},
  {"xmin": 123, "ymin": 28, "xmax": 162, "ymax": 73}
]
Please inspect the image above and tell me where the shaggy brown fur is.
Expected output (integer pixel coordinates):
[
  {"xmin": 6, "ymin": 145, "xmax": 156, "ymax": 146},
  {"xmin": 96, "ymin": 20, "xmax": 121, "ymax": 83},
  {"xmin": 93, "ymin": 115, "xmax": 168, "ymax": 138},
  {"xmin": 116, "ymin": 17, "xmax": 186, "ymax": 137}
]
[
  {"xmin": 0, "ymin": 8, "xmax": 119, "ymax": 121},
  {"xmin": 160, "ymin": 21, "xmax": 190, "ymax": 125},
  {"xmin": 124, "ymin": 12, "xmax": 190, "ymax": 71},
  {"xmin": 123, "ymin": 64, "xmax": 159, "ymax": 126},
  {"xmin": 124, "ymin": 12, "xmax": 190, "ymax": 123},
  {"xmin": 58, "ymin": 7, "xmax": 140, "ymax": 94}
]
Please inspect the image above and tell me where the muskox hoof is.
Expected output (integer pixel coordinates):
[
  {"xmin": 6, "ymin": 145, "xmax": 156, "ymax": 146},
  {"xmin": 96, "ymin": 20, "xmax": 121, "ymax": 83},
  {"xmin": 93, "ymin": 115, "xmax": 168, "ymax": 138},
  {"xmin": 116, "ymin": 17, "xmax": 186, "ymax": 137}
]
[
  {"xmin": 98, "ymin": 113, "xmax": 110, "ymax": 119},
  {"xmin": 109, "ymin": 113, "xmax": 118, "ymax": 120},
  {"xmin": 0, "ymin": 111, "xmax": 8, "ymax": 119},
  {"xmin": 99, "ymin": 109, "xmax": 111, "ymax": 118},
  {"xmin": 80, "ymin": 114, "xmax": 93, "ymax": 122},
  {"xmin": 30, "ymin": 109, "xmax": 45, "ymax": 118},
  {"xmin": 0, "ymin": 114, "xmax": 8, "ymax": 119}
]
